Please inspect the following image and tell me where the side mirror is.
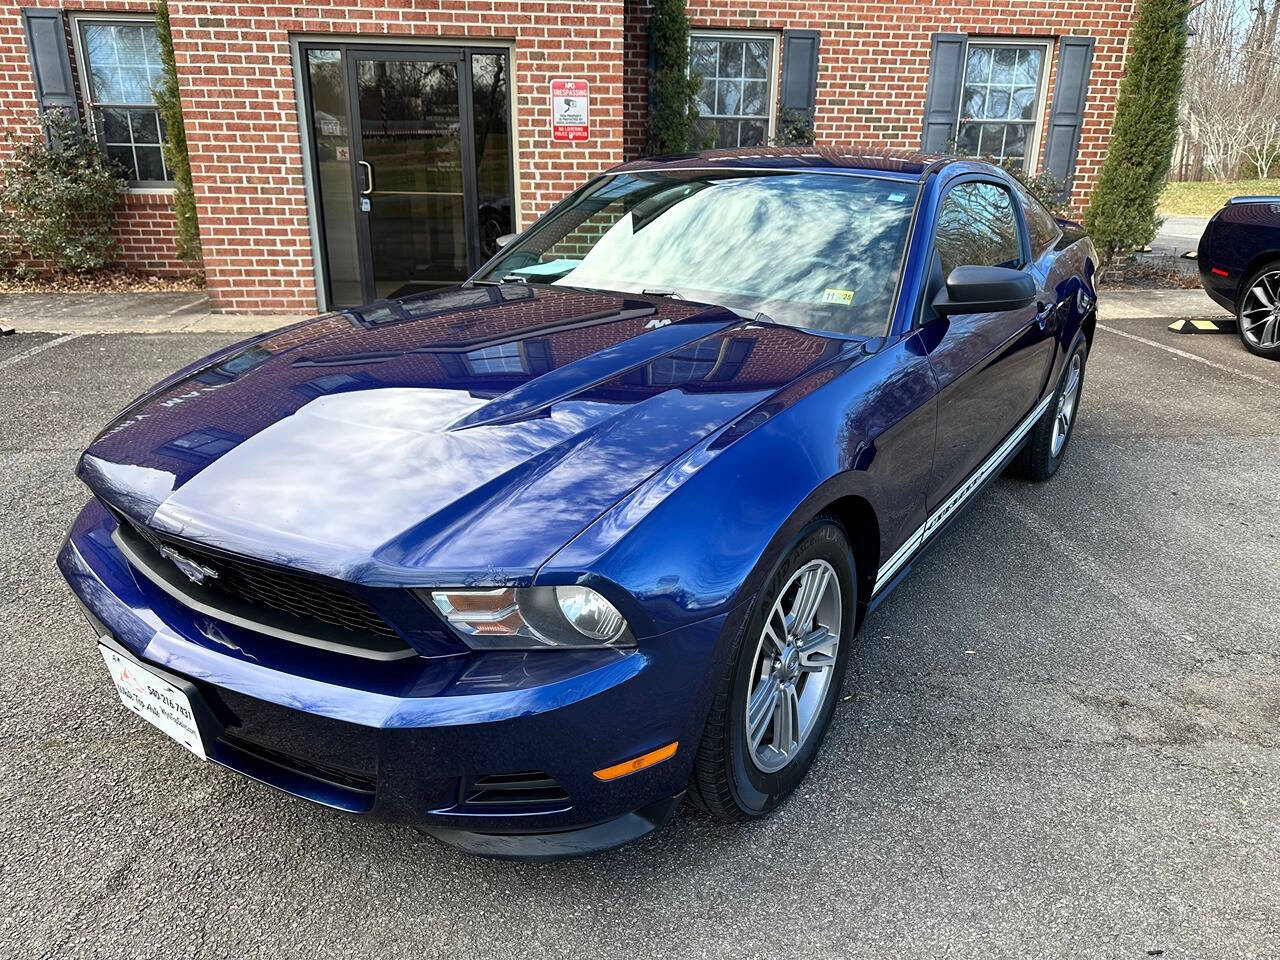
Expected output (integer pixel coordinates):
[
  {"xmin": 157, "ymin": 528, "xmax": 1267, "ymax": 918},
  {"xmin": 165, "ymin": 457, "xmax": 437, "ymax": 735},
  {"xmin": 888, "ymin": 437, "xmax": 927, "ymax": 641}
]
[
  {"xmin": 932, "ymin": 265, "xmax": 1036, "ymax": 316},
  {"xmin": 495, "ymin": 233, "xmax": 517, "ymax": 249}
]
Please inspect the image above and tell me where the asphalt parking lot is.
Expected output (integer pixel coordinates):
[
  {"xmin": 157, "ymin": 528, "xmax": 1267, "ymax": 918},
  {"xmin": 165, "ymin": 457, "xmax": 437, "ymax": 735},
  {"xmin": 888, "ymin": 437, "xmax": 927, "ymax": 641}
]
[{"xmin": 1, "ymin": 318, "xmax": 1278, "ymax": 959}]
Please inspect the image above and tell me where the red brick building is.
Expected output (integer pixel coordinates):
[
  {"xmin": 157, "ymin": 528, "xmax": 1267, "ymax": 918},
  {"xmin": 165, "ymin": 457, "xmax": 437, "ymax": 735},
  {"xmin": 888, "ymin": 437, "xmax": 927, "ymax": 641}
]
[{"xmin": 3, "ymin": 1, "xmax": 1135, "ymax": 313}]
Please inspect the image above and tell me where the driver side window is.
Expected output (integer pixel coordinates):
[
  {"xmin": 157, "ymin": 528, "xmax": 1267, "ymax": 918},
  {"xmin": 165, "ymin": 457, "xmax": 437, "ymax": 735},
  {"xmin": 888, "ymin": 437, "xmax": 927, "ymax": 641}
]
[{"xmin": 935, "ymin": 182, "xmax": 1023, "ymax": 277}]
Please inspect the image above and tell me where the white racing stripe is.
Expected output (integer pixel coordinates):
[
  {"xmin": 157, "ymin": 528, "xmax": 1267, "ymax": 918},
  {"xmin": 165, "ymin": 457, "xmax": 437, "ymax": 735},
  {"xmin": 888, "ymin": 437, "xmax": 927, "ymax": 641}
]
[
  {"xmin": 873, "ymin": 392, "xmax": 1054, "ymax": 594},
  {"xmin": 0, "ymin": 333, "xmax": 81, "ymax": 371}
]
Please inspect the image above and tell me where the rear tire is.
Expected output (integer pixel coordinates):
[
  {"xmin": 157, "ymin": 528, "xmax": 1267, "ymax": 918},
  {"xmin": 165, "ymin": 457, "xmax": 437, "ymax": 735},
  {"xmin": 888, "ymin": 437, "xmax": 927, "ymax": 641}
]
[
  {"xmin": 1236, "ymin": 261, "xmax": 1280, "ymax": 360},
  {"xmin": 1010, "ymin": 333, "xmax": 1088, "ymax": 482},
  {"xmin": 688, "ymin": 518, "xmax": 855, "ymax": 821}
]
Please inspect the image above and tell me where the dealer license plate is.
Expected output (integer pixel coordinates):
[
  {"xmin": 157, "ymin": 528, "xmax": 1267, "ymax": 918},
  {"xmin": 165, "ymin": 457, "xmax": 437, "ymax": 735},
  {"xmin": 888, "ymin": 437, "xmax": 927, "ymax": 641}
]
[{"xmin": 99, "ymin": 643, "xmax": 207, "ymax": 760}]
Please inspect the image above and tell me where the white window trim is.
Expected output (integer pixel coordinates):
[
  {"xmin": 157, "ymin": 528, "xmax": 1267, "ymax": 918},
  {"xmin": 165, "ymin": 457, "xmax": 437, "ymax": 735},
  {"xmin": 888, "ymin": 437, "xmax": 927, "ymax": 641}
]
[
  {"xmin": 954, "ymin": 36, "xmax": 1055, "ymax": 172},
  {"xmin": 688, "ymin": 30, "xmax": 780, "ymax": 146},
  {"xmin": 68, "ymin": 12, "xmax": 174, "ymax": 192}
]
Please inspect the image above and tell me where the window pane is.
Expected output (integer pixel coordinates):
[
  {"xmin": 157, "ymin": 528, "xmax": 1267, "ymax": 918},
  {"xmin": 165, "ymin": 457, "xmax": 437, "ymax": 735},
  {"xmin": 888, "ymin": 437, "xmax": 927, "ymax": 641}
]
[
  {"xmin": 716, "ymin": 79, "xmax": 742, "ymax": 116},
  {"xmin": 305, "ymin": 48, "xmax": 362, "ymax": 307},
  {"xmin": 83, "ymin": 21, "xmax": 164, "ymax": 107},
  {"xmin": 690, "ymin": 39, "xmax": 718, "ymax": 77},
  {"xmin": 978, "ymin": 124, "xmax": 1004, "ymax": 156},
  {"xmin": 101, "ymin": 107, "xmax": 130, "ymax": 143},
  {"xmin": 695, "ymin": 78, "xmax": 715, "ymax": 115},
  {"xmin": 935, "ymin": 182, "xmax": 1022, "ymax": 275},
  {"xmin": 134, "ymin": 145, "xmax": 166, "ymax": 181},
  {"xmin": 966, "ymin": 47, "xmax": 992, "ymax": 83},
  {"xmin": 991, "ymin": 47, "xmax": 1016, "ymax": 84},
  {"xmin": 1012, "ymin": 86, "xmax": 1038, "ymax": 120},
  {"xmin": 1014, "ymin": 48, "xmax": 1042, "ymax": 85},
  {"xmin": 742, "ymin": 80, "xmax": 767, "ymax": 115},
  {"xmin": 472, "ymin": 53, "xmax": 514, "ymax": 260},
  {"xmin": 720, "ymin": 41, "xmax": 744, "ymax": 77},
  {"xmin": 987, "ymin": 89, "xmax": 1010, "ymax": 119},
  {"xmin": 714, "ymin": 118, "xmax": 739, "ymax": 147},
  {"xmin": 955, "ymin": 122, "xmax": 980, "ymax": 155},
  {"xmin": 130, "ymin": 108, "xmax": 161, "ymax": 143},
  {"xmin": 744, "ymin": 41, "xmax": 770, "ymax": 79},
  {"xmin": 106, "ymin": 144, "xmax": 137, "ymax": 180},
  {"xmin": 739, "ymin": 119, "xmax": 767, "ymax": 146}
]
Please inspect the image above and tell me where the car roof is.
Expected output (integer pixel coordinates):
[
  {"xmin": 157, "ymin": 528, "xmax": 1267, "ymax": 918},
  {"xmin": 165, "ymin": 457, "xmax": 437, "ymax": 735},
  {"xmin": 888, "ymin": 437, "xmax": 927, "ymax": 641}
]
[{"xmin": 611, "ymin": 146, "xmax": 963, "ymax": 179}]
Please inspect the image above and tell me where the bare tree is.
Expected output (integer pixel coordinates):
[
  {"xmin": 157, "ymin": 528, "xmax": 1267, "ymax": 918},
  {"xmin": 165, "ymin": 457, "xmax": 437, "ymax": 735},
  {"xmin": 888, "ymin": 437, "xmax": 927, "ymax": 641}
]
[{"xmin": 1179, "ymin": 0, "xmax": 1280, "ymax": 179}]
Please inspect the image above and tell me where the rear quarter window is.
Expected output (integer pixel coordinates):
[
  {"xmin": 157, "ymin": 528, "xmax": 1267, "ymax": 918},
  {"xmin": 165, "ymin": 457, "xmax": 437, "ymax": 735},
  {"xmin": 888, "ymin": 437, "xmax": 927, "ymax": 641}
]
[{"xmin": 1014, "ymin": 183, "xmax": 1062, "ymax": 259}]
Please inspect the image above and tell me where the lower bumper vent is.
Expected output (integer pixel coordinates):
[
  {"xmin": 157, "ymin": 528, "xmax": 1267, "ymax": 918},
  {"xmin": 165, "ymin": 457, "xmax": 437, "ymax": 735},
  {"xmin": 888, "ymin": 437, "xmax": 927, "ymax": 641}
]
[{"xmin": 461, "ymin": 771, "xmax": 571, "ymax": 810}]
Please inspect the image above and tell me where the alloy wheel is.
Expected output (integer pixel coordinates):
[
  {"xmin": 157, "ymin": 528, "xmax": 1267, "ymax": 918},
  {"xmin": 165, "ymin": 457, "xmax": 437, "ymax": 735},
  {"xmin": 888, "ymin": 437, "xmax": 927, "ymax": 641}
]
[
  {"xmin": 1051, "ymin": 351, "xmax": 1083, "ymax": 458},
  {"xmin": 744, "ymin": 559, "xmax": 842, "ymax": 774},
  {"xmin": 1240, "ymin": 269, "xmax": 1280, "ymax": 351}
]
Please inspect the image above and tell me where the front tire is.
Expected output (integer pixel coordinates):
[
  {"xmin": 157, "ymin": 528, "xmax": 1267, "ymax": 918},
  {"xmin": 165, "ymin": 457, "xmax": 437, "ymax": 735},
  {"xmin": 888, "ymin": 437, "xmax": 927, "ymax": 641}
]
[
  {"xmin": 1236, "ymin": 261, "xmax": 1280, "ymax": 360},
  {"xmin": 688, "ymin": 518, "xmax": 855, "ymax": 821},
  {"xmin": 1010, "ymin": 333, "xmax": 1088, "ymax": 482}
]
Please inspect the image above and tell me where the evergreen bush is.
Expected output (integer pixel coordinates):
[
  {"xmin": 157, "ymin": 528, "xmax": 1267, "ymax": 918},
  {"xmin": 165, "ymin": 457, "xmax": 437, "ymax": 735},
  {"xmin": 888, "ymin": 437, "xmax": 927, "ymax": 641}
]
[
  {"xmin": 1084, "ymin": 0, "xmax": 1192, "ymax": 263},
  {"xmin": 648, "ymin": 0, "xmax": 702, "ymax": 154},
  {"xmin": 154, "ymin": 0, "xmax": 202, "ymax": 262}
]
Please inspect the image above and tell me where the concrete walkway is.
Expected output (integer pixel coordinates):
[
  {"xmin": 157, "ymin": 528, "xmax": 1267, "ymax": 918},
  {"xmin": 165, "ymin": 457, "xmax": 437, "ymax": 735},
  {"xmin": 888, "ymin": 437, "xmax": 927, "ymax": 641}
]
[
  {"xmin": 0, "ymin": 286, "xmax": 1230, "ymax": 336},
  {"xmin": 0, "ymin": 292, "xmax": 305, "ymax": 335}
]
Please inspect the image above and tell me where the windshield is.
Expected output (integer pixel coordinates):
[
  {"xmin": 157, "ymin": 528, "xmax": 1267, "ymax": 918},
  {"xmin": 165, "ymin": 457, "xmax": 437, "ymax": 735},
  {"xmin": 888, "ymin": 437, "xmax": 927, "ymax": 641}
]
[{"xmin": 477, "ymin": 171, "xmax": 918, "ymax": 336}]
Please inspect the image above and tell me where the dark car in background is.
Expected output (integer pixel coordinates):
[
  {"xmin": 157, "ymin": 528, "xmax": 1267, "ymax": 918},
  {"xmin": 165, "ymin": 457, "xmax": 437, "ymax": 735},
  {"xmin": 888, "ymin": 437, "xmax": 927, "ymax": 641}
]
[{"xmin": 1198, "ymin": 196, "xmax": 1280, "ymax": 359}]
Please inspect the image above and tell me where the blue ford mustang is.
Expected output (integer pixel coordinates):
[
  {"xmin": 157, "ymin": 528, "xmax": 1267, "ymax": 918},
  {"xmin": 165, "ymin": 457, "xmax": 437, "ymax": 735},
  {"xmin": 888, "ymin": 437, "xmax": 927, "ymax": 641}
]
[{"xmin": 59, "ymin": 149, "xmax": 1098, "ymax": 859}]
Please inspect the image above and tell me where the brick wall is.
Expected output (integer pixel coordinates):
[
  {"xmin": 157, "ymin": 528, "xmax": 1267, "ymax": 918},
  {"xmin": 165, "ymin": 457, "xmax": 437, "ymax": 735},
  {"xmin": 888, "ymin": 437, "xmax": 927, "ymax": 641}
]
[
  {"xmin": 3, "ymin": 0, "xmax": 1134, "ymax": 312},
  {"xmin": 622, "ymin": 1, "xmax": 1137, "ymax": 208}
]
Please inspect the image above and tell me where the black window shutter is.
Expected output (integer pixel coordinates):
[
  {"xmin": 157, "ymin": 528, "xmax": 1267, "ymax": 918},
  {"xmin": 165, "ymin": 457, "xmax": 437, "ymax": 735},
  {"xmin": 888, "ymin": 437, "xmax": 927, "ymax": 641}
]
[
  {"xmin": 1041, "ymin": 36, "xmax": 1096, "ymax": 187},
  {"xmin": 21, "ymin": 8, "xmax": 79, "ymax": 119},
  {"xmin": 921, "ymin": 33, "xmax": 967, "ymax": 153},
  {"xmin": 780, "ymin": 30, "xmax": 820, "ymax": 112}
]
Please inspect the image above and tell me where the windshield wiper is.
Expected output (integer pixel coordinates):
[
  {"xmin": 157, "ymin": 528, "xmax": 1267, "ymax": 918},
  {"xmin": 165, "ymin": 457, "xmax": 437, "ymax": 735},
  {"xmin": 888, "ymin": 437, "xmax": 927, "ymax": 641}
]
[{"xmin": 641, "ymin": 288, "xmax": 684, "ymax": 300}]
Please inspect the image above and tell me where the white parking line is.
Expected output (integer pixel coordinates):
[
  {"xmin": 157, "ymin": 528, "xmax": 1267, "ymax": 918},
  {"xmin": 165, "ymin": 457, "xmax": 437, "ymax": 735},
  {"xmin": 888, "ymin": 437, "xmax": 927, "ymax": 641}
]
[
  {"xmin": 0, "ymin": 333, "xmax": 82, "ymax": 371},
  {"xmin": 1097, "ymin": 323, "xmax": 1272, "ymax": 388}
]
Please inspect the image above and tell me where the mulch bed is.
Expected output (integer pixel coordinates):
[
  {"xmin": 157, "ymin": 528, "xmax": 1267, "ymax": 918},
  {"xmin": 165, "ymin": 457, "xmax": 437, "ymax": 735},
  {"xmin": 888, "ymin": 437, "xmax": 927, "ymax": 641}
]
[
  {"xmin": 0, "ymin": 269, "xmax": 206, "ymax": 294},
  {"xmin": 1098, "ymin": 257, "xmax": 1201, "ymax": 291}
]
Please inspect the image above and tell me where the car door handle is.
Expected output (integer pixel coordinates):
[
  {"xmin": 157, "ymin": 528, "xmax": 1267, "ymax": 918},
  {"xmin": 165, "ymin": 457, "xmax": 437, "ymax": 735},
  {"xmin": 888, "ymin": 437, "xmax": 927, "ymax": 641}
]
[{"xmin": 1036, "ymin": 301, "xmax": 1054, "ymax": 329}]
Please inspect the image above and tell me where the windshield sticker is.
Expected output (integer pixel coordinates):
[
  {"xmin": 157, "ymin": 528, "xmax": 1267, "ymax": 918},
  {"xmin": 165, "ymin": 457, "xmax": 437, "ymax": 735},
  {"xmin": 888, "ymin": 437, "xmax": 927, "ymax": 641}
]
[
  {"xmin": 888, "ymin": 192, "xmax": 908, "ymax": 202},
  {"xmin": 821, "ymin": 288, "xmax": 856, "ymax": 306}
]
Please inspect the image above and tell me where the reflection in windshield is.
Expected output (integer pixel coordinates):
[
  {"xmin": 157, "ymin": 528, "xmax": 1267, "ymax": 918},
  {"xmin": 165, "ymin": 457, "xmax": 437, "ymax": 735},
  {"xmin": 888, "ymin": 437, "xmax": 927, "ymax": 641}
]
[{"xmin": 482, "ymin": 171, "xmax": 918, "ymax": 336}]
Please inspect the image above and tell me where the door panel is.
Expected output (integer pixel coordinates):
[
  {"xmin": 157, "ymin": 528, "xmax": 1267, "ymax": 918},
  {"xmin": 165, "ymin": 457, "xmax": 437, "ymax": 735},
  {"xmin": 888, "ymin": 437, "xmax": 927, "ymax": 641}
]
[
  {"xmin": 353, "ymin": 55, "xmax": 469, "ymax": 301},
  {"xmin": 919, "ymin": 304, "xmax": 1049, "ymax": 510},
  {"xmin": 921, "ymin": 179, "xmax": 1054, "ymax": 510}
]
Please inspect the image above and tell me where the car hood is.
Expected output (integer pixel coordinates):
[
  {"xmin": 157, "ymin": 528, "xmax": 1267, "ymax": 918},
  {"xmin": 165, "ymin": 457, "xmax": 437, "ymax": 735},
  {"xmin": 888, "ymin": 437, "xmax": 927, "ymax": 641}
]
[{"xmin": 81, "ymin": 284, "xmax": 847, "ymax": 585}]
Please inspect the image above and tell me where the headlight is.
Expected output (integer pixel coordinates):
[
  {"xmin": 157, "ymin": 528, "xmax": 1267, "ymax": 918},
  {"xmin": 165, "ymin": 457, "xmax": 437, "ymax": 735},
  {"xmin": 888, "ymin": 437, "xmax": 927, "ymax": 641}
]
[{"xmin": 422, "ymin": 586, "xmax": 633, "ymax": 650}]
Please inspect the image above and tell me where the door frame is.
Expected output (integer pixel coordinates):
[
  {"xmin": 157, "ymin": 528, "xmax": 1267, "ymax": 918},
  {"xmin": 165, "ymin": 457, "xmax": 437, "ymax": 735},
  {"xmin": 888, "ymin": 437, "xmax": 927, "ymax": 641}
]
[{"xmin": 291, "ymin": 37, "xmax": 519, "ymax": 311}]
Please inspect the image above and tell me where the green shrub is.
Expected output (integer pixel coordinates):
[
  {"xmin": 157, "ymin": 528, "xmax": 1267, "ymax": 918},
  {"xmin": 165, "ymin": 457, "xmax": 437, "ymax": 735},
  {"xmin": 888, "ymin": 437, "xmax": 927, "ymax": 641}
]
[
  {"xmin": 1000, "ymin": 161, "xmax": 1070, "ymax": 218},
  {"xmin": 1085, "ymin": 0, "xmax": 1191, "ymax": 264},
  {"xmin": 154, "ymin": 0, "xmax": 201, "ymax": 262},
  {"xmin": 647, "ymin": 0, "xmax": 702, "ymax": 154},
  {"xmin": 0, "ymin": 110, "xmax": 125, "ymax": 275},
  {"xmin": 772, "ymin": 108, "xmax": 815, "ymax": 147}
]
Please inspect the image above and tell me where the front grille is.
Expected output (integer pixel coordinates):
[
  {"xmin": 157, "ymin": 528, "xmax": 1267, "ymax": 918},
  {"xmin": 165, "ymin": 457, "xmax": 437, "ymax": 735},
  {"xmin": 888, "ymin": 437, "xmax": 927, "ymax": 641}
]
[
  {"xmin": 172, "ymin": 539, "xmax": 399, "ymax": 641},
  {"xmin": 462, "ymin": 771, "xmax": 571, "ymax": 809},
  {"xmin": 109, "ymin": 508, "xmax": 414, "ymax": 660}
]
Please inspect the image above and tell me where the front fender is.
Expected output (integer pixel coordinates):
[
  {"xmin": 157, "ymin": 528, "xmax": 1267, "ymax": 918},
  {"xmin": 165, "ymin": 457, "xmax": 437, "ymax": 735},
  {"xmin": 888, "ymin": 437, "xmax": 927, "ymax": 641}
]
[{"xmin": 537, "ymin": 332, "xmax": 938, "ymax": 638}]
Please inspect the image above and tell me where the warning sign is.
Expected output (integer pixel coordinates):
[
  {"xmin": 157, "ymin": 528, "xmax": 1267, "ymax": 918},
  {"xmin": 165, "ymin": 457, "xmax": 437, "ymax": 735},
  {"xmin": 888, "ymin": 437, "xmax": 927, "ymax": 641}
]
[{"xmin": 551, "ymin": 78, "xmax": 590, "ymax": 142}]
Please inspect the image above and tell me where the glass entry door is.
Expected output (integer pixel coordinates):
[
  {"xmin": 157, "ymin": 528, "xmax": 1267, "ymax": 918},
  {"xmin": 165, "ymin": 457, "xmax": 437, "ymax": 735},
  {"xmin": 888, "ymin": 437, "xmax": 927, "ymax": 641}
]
[{"xmin": 301, "ymin": 44, "xmax": 514, "ymax": 307}]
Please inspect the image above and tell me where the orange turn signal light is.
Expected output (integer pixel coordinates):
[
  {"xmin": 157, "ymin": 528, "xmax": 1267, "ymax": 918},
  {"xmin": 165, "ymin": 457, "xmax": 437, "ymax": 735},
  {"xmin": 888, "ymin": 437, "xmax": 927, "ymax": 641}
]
[{"xmin": 593, "ymin": 741, "xmax": 678, "ymax": 781}]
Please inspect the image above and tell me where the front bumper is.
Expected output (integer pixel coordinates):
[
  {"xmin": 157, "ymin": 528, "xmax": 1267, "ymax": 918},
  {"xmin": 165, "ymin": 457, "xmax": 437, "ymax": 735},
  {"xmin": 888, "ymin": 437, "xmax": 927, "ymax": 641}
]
[{"xmin": 59, "ymin": 500, "xmax": 732, "ymax": 858}]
